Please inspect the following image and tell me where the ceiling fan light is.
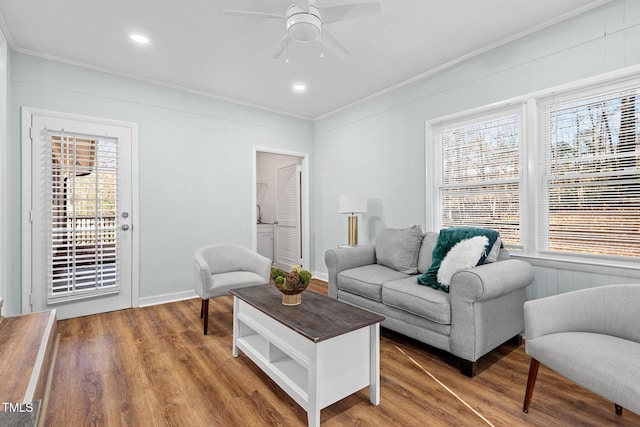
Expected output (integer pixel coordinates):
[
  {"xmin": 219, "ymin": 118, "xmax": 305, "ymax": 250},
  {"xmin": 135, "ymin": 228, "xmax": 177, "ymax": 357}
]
[
  {"xmin": 289, "ymin": 22, "xmax": 320, "ymax": 42},
  {"xmin": 286, "ymin": 6, "xmax": 322, "ymax": 42}
]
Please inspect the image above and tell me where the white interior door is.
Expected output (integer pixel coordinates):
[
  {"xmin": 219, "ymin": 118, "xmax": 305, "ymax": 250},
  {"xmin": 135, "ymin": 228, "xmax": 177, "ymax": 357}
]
[
  {"xmin": 23, "ymin": 109, "xmax": 137, "ymax": 319},
  {"xmin": 275, "ymin": 163, "xmax": 301, "ymax": 270}
]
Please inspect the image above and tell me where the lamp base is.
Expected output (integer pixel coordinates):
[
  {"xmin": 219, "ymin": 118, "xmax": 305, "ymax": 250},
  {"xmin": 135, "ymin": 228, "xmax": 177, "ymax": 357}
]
[{"xmin": 347, "ymin": 215, "xmax": 358, "ymax": 246}]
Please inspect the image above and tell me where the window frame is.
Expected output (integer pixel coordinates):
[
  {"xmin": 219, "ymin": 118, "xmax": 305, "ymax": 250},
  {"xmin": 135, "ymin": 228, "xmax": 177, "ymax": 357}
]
[
  {"xmin": 536, "ymin": 79, "xmax": 640, "ymax": 262},
  {"xmin": 428, "ymin": 105, "xmax": 526, "ymax": 252}
]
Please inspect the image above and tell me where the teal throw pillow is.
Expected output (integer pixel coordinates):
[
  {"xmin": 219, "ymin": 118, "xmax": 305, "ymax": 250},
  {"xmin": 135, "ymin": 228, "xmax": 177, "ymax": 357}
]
[{"xmin": 416, "ymin": 227, "xmax": 500, "ymax": 292}]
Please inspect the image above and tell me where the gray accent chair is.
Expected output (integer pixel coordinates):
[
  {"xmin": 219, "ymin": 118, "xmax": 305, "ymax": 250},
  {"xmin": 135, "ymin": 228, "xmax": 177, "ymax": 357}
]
[
  {"xmin": 325, "ymin": 228, "xmax": 535, "ymax": 376},
  {"xmin": 523, "ymin": 284, "xmax": 640, "ymax": 416},
  {"xmin": 193, "ymin": 244, "xmax": 271, "ymax": 334}
]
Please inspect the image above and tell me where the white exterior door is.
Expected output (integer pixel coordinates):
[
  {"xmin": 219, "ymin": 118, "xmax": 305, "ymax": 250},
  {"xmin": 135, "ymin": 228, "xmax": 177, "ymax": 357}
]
[
  {"xmin": 274, "ymin": 163, "xmax": 301, "ymax": 270},
  {"xmin": 23, "ymin": 109, "xmax": 137, "ymax": 319}
]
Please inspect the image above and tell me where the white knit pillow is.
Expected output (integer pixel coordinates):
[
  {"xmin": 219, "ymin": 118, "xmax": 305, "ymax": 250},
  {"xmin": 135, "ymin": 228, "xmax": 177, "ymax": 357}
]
[{"xmin": 437, "ymin": 236, "xmax": 489, "ymax": 286}]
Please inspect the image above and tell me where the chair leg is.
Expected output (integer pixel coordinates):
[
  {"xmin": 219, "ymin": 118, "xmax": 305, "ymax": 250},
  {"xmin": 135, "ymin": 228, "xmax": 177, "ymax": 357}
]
[
  {"xmin": 615, "ymin": 404, "xmax": 623, "ymax": 416},
  {"xmin": 523, "ymin": 358, "xmax": 540, "ymax": 413},
  {"xmin": 200, "ymin": 299, "xmax": 204, "ymax": 318},
  {"xmin": 202, "ymin": 299, "xmax": 210, "ymax": 335}
]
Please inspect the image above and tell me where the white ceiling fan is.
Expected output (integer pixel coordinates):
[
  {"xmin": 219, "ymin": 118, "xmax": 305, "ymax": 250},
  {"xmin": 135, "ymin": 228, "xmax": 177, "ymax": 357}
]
[{"xmin": 224, "ymin": 0, "xmax": 382, "ymax": 59}]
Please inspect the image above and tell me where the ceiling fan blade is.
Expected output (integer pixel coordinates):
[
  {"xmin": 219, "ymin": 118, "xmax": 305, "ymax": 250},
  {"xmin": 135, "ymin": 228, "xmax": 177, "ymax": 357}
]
[
  {"xmin": 322, "ymin": 28, "xmax": 349, "ymax": 58},
  {"xmin": 271, "ymin": 34, "xmax": 291, "ymax": 59},
  {"xmin": 321, "ymin": 2, "xmax": 382, "ymax": 24},
  {"xmin": 294, "ymin": 0, "xmax": 310, "ymax": 11},
  {"xmin": 223, "ymin": 10, "xmax": 285, "ymax": 20}
]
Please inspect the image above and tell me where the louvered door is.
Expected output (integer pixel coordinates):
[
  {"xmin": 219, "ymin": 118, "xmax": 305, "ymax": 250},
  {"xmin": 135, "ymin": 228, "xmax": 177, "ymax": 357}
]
[{"xmin": 274, "ymin": 163, "xmax": 301, "ymax": 270}]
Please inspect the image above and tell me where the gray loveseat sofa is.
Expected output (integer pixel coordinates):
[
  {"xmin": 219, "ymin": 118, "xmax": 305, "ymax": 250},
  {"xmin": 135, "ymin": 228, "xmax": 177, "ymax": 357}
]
[{"xmin": 325, "ymin": 226, "xmax": 535, "ymax": 376}]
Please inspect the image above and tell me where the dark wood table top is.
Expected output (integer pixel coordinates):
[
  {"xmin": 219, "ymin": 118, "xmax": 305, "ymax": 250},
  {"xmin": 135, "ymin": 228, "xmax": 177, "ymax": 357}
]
[{"xmin": 230, "ymin": 284, "xmax": 384, "ymax": 343}]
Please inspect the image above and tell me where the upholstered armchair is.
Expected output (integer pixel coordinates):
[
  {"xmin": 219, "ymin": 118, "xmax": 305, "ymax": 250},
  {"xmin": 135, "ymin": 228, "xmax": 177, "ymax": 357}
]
[
  {"xmin": 523, "ymin": 284, "xmax": 640, "ymax": 416},
  {"xmin": 193, "ymin": 244, "xmax": 271, "ymax": 334}
]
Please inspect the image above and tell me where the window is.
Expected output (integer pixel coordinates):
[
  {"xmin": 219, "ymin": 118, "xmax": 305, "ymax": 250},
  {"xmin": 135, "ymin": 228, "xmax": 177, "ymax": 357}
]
[
  {"xmin": 428, "ymin": 71, "xmax": 640, "ymax": 264},
  {"xmin": 538, "ymin": 84, "xmax": 640, "ymax": 259},
  {"xmin": 433, "ymin": 108, "xmax": 522, "ymax": 251}
]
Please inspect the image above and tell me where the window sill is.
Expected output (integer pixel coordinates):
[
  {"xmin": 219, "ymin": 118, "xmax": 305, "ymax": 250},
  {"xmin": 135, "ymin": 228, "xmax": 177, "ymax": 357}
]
[{"xmin": 511, "ymin": 254, "xmax": 640, "ymax": 279}]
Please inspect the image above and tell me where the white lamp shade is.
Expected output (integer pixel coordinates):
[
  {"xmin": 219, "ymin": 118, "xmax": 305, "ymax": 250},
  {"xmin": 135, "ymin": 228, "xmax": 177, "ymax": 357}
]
[{"xmin": 339, "ymin": 193, "xmax": 368, "ymax": 214}]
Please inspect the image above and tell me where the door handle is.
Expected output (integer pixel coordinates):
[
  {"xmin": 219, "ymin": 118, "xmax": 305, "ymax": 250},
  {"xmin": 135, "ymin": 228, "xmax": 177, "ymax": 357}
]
[{"xmin": 121, "ymin": 224, "xmax": 130, "ymax": 231}]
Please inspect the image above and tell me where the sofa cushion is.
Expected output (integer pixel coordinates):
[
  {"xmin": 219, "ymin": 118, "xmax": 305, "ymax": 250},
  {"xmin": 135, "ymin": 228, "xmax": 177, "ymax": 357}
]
[
  {"xmin": 382, "ymin": 276, "xmax": 451, "ymax": 325},
  {"xmin": 206, "ymin": 271, "xmax": 267, "ymax": 296},
  {"xmin": 417, "ymin": 231, "xmax": 439, "ymax": 273},
  {"xmin": 375, "ymin": 225, "xmax": 424, "ymax": 274},
  {"xmin": 338, "ymin": 264, "xmax": 408, "ymax": 302}
]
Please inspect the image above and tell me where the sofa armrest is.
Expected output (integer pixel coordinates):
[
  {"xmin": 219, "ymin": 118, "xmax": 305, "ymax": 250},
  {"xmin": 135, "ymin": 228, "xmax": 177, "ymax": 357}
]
[
  {"xmin": 450, "ymin": 259, "xmax": 534, "ymax": 302},
  {"xmin": 244, "ymin": 251, "xmax": 272, "ymax": 284},
  {"xmin": 324, "ymin": 246, "xmax": 376, "ymax": 298},
  {"xmin": 449, "ymin": 259, "xmax": 534, "ymax": 362},
  {"xmin": 193, "ymin": 252, "xmax": 213, "ymax": 298}
]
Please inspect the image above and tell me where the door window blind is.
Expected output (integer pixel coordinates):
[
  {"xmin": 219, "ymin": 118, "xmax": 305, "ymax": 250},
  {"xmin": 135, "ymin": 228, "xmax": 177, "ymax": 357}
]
[
  {"xmin": 47, "ymin": 131, "xmax": 120, "ymax": 302},
  {"xmin": 538, "ymin": 87, "xmax": 640, "ymax": 258},
  {"xmin": 435, "ymin": 111, "xmax": 522, "ymax": 250}
]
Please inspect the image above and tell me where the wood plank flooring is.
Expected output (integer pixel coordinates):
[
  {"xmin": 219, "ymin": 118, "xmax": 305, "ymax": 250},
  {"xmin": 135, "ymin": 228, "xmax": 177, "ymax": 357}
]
[{"xmin": 46, "ymin": 280, "xmax": 640, "ymax": 426}]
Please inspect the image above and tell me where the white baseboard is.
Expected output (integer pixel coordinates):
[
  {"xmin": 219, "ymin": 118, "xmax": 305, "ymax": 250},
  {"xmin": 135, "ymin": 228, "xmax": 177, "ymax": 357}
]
[
  {"xmin": 313, "ymin": 271, "xmax": 328, "ymax": 282},
  {"xmin": 138, "ymin": 276, "xmax": 329, "ymax": 308},
  {"xmin": 138, "ymin": 290, "xmax": 198, "ymax": 307}
]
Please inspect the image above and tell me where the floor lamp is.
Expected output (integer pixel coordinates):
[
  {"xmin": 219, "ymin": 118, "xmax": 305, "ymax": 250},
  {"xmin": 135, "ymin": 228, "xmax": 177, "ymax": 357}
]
[{"xmin": 339, "ymin": 194, "xmax": 367, "ymax": 246}]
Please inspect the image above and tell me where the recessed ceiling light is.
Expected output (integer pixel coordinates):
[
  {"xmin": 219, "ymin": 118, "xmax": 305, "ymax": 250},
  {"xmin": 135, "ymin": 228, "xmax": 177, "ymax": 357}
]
[
  {"xmin": 130, "ymin": 33, "xmax": 150, "ymax": 45},
  {"xmin": 292, "ymin": 83, "xmax": 307, "ymax": 93}
]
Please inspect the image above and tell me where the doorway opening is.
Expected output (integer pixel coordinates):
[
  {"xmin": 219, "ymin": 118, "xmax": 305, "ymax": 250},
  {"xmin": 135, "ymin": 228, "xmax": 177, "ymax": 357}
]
[
  {"xmin": 22, "ymin": 107, "xmax": 138, "ymax": 319},
  {"xmin": 253, "ymin": 147, "xmax": 309, "ymax": 272}
]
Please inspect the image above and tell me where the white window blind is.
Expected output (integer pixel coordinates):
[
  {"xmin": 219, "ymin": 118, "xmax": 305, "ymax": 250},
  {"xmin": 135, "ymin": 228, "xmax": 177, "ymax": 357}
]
[
  {"xmin": 47, "ymin": 131, "xmax": 120, "ymax": 302},
  {"xmin": 435, "ymin": 110, "xmax": 522, "ymax": 250},
  {"xmin": 539, "ymin": 85, "xmax": 640, "ymax": 258}
]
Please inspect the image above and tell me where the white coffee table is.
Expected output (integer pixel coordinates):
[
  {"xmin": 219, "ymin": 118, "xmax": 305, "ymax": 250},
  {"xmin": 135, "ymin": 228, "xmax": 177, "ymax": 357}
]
[{"xmin": 231, "ymin": 284, "xmax": 385, "ymax": 427}]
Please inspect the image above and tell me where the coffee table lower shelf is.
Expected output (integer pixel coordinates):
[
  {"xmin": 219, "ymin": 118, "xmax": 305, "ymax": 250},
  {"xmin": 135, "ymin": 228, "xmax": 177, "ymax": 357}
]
[{"xmin": 232, "ymin": 297, "xmax": 380, "ymax": 427}]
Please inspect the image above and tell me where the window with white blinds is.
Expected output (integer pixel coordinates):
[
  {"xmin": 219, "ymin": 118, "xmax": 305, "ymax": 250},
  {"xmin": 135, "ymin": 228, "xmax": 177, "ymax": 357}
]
[
  {"xmin": 539, "ymin": 85, "xmax": 640, "ymax": 258},
  {"xmin": 47, "ymin": 131, "xmax": 120, "ymax": 302},
  {"xmin": 434, "ymin": 110, "xmax": 522, "ymax": 250},
  {"xmin": 428, "ymin": 71, "xmax": 640, "ymax": 264}
]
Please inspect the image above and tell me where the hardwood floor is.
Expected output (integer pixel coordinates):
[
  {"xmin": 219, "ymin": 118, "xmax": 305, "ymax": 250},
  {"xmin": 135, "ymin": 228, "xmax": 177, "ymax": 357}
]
[{"xmin": 46, "ymin": 280, "xmax": 640, "ymax": 426}]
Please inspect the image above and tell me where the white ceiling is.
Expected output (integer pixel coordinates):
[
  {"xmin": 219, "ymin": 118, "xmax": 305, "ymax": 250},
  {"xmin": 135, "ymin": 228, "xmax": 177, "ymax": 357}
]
[{"xmin": 0, "ymin": 0, "xmax": 608, "ymax": 119}]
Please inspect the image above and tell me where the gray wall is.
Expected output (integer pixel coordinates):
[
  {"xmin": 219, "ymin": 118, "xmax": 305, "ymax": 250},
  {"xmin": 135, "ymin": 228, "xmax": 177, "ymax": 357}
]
[
  {"xmin": 313, "ymin": 0, "xmax": 640, "ymax": 298},
  {"xmin": 4, "ymin": 52, "xmax": 314, "ymax": 314}
]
